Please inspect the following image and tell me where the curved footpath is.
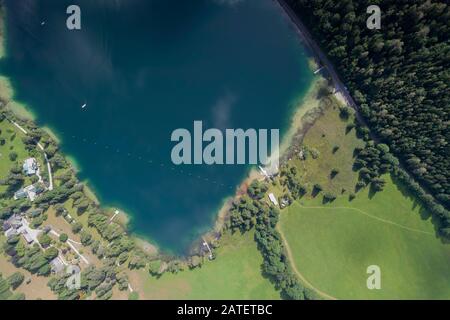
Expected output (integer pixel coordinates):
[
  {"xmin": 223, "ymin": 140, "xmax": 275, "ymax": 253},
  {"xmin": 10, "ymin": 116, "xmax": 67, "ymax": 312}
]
[
  {"xmin": 276, "ymin": 224, "xmax": 337, "ymax": 300},
  {"xmin": 299, "ymin": 205, "xmax": 433, "ymax": 235},
  {"xmin": 277, "ymin": 203, "xmax": 437, "ymax": 300}
]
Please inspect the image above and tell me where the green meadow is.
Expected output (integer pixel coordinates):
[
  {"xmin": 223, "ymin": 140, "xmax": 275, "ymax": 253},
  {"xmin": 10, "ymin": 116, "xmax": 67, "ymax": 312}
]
[
  {"xmin": 280, "ymin": 176, "xmax": 450, "ymax": 299},
  {"xmin": 0, "ymin": 120, "xmax": 28, "ymax": 177},
  {"xmin": 135, "ymin": 231, "xmax": 280, "ymax": 300},
  {"xmin": 0, "ymin": 119, "xmax": 30, "ymax": 198},
  {"xmin": 276, "ymin": 100, "xmax": 450, "ymax": 299}
]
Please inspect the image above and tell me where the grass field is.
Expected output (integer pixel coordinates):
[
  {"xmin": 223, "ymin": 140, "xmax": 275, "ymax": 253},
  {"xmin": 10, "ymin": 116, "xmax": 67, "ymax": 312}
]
[
  {"xmin": 274, "ymin": 98, "xmax": 450, "ymax": 299},
  {"xmin": 279, "ymin": 175, "xmax": 450, "ymax": 299},
  {"xmin": 0, "ymin": 120, "xmax": 29, "ymax": 178},
  {"xmin": 294, "ymin": 98, "xmax": 364, "ymax": 195},
  {"xmin": 130, "ymin": 230, "xmax": 280, "ymax": 300},
  {"xmin": 0, "ymin": 119, "xmax": 31, "ymax": 197}
]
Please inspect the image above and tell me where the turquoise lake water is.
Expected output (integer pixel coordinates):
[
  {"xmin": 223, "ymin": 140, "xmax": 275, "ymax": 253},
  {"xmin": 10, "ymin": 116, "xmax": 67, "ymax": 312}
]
[{"xmin": 2, "ymin": 0, "xmax": 313, "ymax": 253}]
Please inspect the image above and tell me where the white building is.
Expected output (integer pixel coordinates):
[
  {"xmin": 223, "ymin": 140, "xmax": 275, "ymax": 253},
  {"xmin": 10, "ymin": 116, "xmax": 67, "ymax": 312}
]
[
  {"xmin": 14, "ymin": 184, "xmax": 44, "ymax": 202},
  {"xmin": 50, "ymin": 257, "xmax": 65, "ymax": 274},
  {"xmin": 22, "ymin": 230, "xmax": 34, "ymax": 244},
  {"xmin": 268, "ymin": 193, "xmax": 279, "ymax": 207},
  {"xmin": 23, "ymin": 157, "xmax": 38, "ymax": 176}
]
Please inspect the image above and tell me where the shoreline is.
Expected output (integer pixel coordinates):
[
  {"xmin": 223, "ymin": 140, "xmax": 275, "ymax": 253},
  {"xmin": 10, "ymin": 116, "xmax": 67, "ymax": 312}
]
[
  {"xmin": 0, "ymin": 65, "xmax": 327, "ymax": 259},
  {"xmin": 279, "ymin": 75, "xmax": 325, "ymax": 157},
  {"xmin": 196, "ymin": 74, "xmax": 327, "ymax": 253},
  {"xmin": 0, "ymin": 7, "xmax": 327, "ymax": 260}
]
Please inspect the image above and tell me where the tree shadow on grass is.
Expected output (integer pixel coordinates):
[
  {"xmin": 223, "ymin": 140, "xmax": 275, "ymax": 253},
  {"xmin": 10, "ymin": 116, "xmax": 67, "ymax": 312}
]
[
  {"xmin": 311, "ymin": 186, "xmax": 322, "ymax": 198},
  {"xmin": 391, "ymin": 175, "xmax": 447, "ymax": 243},
  {"xmin": 367, "ymin": 183, "xmax": 380, "ymax": 200},
  {"xmin": 322, "ymin": 196, "xmax": 336, "ymax": 205}
]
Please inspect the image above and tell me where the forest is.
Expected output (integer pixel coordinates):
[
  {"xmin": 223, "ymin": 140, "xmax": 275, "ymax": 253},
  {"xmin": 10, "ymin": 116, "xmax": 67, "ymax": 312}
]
[{"xmin": 285, "ymin": 0, "xmax": 449, "ymax": 213}]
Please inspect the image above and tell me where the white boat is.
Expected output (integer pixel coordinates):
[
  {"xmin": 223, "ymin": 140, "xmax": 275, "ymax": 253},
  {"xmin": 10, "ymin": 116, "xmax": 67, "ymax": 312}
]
[{"xmin": 81, "ymin": 103, "xmax": 87, "ymax": 109}]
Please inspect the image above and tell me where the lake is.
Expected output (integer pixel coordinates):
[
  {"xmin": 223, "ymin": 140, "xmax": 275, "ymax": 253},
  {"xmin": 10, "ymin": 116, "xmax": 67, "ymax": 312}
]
[{"xmin": 2, "ymin": 0, "xmax": 313, "ymax": 253}]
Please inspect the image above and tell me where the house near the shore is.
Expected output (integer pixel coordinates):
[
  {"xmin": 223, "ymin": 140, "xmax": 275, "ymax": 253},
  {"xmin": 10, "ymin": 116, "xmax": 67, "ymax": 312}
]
[
  {"xmin": 50, "ymin": 257, "xmax": 66, "ymax": 274},
  {"xmin": 23, "ymin": 157, "xmax": 38, "ymax": 176},
  {"xmin": 2, "ymin": 221, "xmax": 11, "ymax": 232},
  {"xmin": 24, "ymin": 184, "xmax": 44, "ymax": 202},
  {"xmin": 22, "ymin": 230, "xmax": 34, "ymax": 244},
  {"xmin": 268, "ymin": 193, "xmax": 279, "ymax": 207},
  {"xmin": 4, "ymin": 215, "xmax": 21, "ymax": 238},
  {"xmin": 3, "ymin": 214, "xmax": 40, "ymax": 245},
  {"xmin": 14, "ymin": 188, "xmax": 27, "ymax": 200},
  {"xmin": 4, "ymin": 228, "xmax": 18, "ymax": 238},
  {"xmin": 7, "ymin": 215, "xmax": 22, "ymax": 229},
  {"xmin": 14, "ymin": 183, "xmax": 45, "ymax": 202}
]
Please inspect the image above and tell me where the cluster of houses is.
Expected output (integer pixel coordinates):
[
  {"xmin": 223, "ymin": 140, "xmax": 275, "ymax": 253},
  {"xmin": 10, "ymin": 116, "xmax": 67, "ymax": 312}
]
[
  {"xmin": 13, "ymin": 157, "xmax": 46, "ymax": 202},
  {"xmin": 3, "ymin": 159, "xmax": 82, "ymax": 276},
  {"xmin": 2, "ymin": 211, "xmax": 81, "ymax": 275},
  {"xmin": 268, "ymin": 192, "xmax": 290, "ymax": 209},
  {"xmin": 50, "ymin": 258, "xmax": 80, "ymax": 276}
]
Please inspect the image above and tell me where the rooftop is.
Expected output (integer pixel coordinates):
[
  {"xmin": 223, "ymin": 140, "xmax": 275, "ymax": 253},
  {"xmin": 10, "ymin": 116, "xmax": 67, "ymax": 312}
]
[
  {"xmin": 23, "ymin": 157, "xmax": 38, "ymax": 176},
  {"xmin": 50, "ymin": 257, "xmax": 66, "ymax": 274}
]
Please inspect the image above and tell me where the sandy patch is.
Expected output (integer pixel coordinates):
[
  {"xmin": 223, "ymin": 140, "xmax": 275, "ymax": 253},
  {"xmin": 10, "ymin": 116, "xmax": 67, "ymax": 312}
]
[{"xmin": 0, "ymin": 255, "xmax": 56, "ymax": 300}]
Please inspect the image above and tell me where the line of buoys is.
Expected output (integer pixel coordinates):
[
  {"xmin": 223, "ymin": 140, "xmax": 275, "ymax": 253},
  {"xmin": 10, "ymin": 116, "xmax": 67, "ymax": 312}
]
[{"xmin": 50, "ymin": 130, "xmax": 239, "ymax": 191}]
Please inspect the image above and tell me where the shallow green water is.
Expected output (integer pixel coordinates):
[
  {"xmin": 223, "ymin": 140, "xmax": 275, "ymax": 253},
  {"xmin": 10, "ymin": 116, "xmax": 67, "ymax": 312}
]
[{"xmin": 2, "ymin": 0, "xmax": 313, "ymax": 253}]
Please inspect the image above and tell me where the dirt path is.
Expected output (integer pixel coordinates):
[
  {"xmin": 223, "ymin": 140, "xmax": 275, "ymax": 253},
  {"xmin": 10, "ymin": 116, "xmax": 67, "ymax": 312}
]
[
  {"xmin": 298, "ymin": 205, "xmax": 433, "ymax": 235},
  {"xmin": 277, "ymin": 224, "xmax": 337, "ymax": 300},
  {"xmin": 277, "ymin": 203, "xmax": 434, "ymax": 300}
]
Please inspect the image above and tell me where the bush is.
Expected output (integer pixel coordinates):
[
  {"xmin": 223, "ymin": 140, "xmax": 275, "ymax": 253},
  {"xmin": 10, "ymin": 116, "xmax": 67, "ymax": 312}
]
[
  {"xmin": 339, "ymin": 106, "xmax": 350, "ymax": 120},
  {"xmin": 59, "ymin": 233, "xmax": 68, "ymax": 243},
  {"xmin": 323, "ymin": 192, "xmax": 337, "ymax": 202},
  {"xmin": 313, "ymin": 184, "xmax": 323, "ymax": 193},
  {"xmin": 71, "ymin": 222, "xmax": 83, "ymax": 234},
  {"xmin": 129, "ymin": 292, "xmax": 139, "ymax": 300},
  {"xmin": 9, "ymin": 152, "xmax": 18, "ymax": 161},
  {"xmin": 148, "ymin": 260, "xmax": 162, "ymax": 276},
  {"xmin": 8, "ymin": 272, "xmax": 24, "ymax": 290},
  {"xmin": 330, "ymin": 168, "xmax": 339, "ymax": 178},
  {"xmin": 38, "ymin": 233, "xmax": 52, "ymax": 247}
]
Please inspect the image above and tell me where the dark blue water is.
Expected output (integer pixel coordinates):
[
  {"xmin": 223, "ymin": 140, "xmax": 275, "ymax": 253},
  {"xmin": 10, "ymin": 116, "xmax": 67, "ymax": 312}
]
[{"xmin": 2, "ymin": 0, "xmax": 313, "ymax": 253}]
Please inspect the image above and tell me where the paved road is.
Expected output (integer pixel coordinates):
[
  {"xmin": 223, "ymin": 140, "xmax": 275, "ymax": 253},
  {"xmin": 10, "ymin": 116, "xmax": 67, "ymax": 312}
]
[
  {"xmin": 275, "ymin": 0, "xmax": 376, "ymax": 140},
  {"xmin": 276, "ymin": 0, "xmax": 449, "ymax": 203}
]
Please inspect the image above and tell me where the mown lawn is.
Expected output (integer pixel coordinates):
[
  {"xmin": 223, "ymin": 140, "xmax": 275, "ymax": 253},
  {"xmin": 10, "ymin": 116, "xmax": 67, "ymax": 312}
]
[
  {"xmin": 0, "ymin": 119, "xmax": 30, "ymax": 197},
  {"xmin": 132, "ymin": 230, "xmax": 280, "ymax": 300},
  {"xmin": 280, "ymin": 174, "xmax": 450, "ymax": 299},
  {"xmin": 0, "ymin": 120, "xmax": 28, "ymax": 178}
]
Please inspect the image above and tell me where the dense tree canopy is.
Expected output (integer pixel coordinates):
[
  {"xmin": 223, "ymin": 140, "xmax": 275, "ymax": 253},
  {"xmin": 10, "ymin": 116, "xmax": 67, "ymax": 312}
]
[{"xmin": 286, "ymin": 0, "xmax": 449, "ymax": 210}]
